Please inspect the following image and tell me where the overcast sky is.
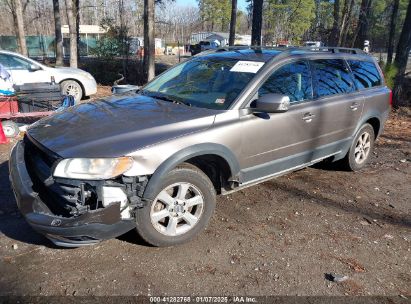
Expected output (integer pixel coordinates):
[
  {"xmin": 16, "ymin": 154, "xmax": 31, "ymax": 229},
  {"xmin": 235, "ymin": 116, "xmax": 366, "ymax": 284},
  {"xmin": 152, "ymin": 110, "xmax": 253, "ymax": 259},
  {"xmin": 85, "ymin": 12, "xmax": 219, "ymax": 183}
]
[{"xmin": 175, "ymin": 0, "xmax": 249, "ymax": 11}]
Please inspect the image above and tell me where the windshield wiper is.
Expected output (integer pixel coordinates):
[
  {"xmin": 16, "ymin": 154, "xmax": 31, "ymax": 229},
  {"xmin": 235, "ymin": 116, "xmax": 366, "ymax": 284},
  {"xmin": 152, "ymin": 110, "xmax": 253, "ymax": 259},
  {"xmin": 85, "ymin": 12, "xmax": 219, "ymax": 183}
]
[
  {"xmin": 146, "ymin": 92, "xmax": 192, "ymax": 107},
  {"xmin": 173, "ymin": 99, "xmax": 192, "ymax": 107}
]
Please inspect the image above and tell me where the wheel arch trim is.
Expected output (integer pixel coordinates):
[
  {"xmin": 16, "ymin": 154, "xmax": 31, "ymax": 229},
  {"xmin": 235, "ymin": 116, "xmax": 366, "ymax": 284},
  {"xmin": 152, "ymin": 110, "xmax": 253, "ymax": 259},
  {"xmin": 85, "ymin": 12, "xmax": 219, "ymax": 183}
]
[
  {"xmin": 142, "ymin": 143, "xmax": 241, "ymax": 201},
  {"xmin": 354, "ymin": 111, "xmax": 383, "ymax": 138},
  {"xmin": 333, "ymin": 112, "xmax": 383, "ymax": 162}
]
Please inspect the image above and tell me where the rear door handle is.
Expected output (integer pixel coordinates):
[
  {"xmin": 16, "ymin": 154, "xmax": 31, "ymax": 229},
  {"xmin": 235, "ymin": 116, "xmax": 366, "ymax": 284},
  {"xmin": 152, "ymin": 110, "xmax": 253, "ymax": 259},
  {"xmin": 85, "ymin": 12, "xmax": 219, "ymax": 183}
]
[
  {"xmin": 350, "ymin": 102, "xmax": 360, "ymax": 111},
  {"xmin": 302, "ymin": 112, "xmax": 315, "ymax": 122}
]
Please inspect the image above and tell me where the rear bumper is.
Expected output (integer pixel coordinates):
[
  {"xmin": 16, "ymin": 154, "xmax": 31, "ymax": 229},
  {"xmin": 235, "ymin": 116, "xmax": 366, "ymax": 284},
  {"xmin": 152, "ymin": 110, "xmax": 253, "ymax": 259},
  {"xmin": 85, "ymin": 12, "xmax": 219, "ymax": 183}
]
[
  {"xmin": 378, "ymin": 108, "xmax": 390, "ymax": 137},
  {"xmin": 9, "ymin": 141, "xmax": 136, "ymax": 247}
]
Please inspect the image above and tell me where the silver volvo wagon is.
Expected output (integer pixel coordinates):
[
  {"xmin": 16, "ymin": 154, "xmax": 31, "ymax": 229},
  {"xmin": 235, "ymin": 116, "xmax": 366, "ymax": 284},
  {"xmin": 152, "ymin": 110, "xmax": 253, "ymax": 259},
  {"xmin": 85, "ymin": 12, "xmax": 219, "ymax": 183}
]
[{"xmin": 9, "ymin": 47, "xmax": 391, "ymax": 247}]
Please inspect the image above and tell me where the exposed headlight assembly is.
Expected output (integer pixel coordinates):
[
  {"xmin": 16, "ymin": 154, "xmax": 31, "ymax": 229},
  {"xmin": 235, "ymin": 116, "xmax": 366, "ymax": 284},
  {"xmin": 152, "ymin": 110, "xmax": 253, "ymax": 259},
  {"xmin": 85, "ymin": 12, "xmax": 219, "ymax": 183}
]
[{"xmin": 53, "ymin": 157, "xmax": 134, "ymax": 180}]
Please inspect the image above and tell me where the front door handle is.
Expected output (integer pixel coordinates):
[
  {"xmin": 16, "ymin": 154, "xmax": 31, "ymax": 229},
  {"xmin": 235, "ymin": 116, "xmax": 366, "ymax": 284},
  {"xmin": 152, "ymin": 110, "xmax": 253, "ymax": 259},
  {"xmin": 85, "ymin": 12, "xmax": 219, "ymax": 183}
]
[
  {"xmin": 302, "ymin": 112, "xmax": 315, "ymax": 122},
  {"xmin": 350, "ymin": 102, "xmax": 360, "ymax": 111}
]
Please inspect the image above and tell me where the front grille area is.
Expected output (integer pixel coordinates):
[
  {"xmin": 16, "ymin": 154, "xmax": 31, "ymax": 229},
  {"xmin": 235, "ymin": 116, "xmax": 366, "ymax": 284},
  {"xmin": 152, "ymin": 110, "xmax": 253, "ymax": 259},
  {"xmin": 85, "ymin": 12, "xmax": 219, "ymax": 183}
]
[
  {"xmin": 24, "ymin": 134, "xmax": 60, "ymax": 190},
  {"xmin": 23, "ymin": 135, "xmax": 87, "ymax": 217},
  {"xmin": 23, "ymin": 135, "xmax": 135, "ymax": 218}
]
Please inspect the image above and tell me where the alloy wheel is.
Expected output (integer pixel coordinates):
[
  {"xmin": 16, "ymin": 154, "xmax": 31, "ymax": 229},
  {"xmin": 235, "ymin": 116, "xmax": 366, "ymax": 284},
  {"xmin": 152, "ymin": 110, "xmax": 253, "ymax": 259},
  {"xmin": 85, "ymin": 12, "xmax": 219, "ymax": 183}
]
[
  {"xmin": 354, "ymin": 131, "xmax": 371, "ymax": 164},
  {"xmin": 150, "ymin": 182, "xmax": 204, "ymax": 236},
  {"xmin": 65, "ymin": 84, "xmax": 80, "ymax": 100}
]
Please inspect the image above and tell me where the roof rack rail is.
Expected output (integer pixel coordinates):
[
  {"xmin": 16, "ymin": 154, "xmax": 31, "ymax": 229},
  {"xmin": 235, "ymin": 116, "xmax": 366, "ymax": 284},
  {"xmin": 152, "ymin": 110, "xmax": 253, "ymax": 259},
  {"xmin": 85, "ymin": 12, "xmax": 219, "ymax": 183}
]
[
  {"xmin": 194, "ymin": 45, "xmax": 366, "ymax": 57},
  {"xmin": 193, "ymin": 45, "xmax": 250, "ymax": 56},
  {"xmin": 290, "ymin": 46, "xmax": 365, "ymax": 54}
]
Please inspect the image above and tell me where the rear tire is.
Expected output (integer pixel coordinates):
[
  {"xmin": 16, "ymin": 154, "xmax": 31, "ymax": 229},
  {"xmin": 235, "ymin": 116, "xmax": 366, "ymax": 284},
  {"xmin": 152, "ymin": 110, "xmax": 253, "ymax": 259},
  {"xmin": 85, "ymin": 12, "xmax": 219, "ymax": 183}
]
[
  {"xmin": 1, "ymin": 120, "xmax": 19, "ymax": 138},
  {"xmin": 135, "ymin": 163, "xmax": 216, "ymax": 247},
  {"xmin": 61, "ymin": 80, "xmax": 82, "ymax": 104},
  {"xmin": 342, "ymin": 123, "xmax": 375, "ymax": 171}
]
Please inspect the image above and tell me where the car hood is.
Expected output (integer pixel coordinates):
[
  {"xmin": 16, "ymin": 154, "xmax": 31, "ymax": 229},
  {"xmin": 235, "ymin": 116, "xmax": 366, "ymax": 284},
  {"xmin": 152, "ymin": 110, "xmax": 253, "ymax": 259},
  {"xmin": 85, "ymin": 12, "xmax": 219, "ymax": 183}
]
[{"xmin": 27, "ymin": 95, "xmax": 217, "ymax": 158}]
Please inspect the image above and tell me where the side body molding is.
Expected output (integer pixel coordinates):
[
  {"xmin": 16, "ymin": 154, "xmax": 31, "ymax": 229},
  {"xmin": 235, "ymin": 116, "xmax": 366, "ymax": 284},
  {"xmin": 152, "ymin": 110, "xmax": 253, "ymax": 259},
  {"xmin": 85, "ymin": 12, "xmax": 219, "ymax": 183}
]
[{"xmin": 141, "ymin": 143, "xmax": 241, "ymax": 201}]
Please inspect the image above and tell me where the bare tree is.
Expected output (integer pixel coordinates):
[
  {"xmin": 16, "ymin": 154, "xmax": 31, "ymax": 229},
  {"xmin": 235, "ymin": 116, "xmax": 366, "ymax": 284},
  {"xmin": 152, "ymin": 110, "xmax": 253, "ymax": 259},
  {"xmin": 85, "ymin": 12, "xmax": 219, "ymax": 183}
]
[
  {"xmin": 143, "ymin": 0, "xmax": 155, "ymax": 82},
  {"xmin": 387, "ymin": 0, "xmax": 400, "ymax": 65},
  {"xmin": 393, "ymin": 0, "xmax": 411, "ymax": 107},
  {"xmin": 156, "ymin": 3, "xmax": 201, "ymax": 43},
  {"xmin": 13, "ymin": 0, "xmax": 28, "ymax": 55},
  {"xmin": 251, "ymin": 0, "xmax": 263, "ymax": 46},
  {"xmin": 229, "ymin": 0, "xmax": 237, "ymax": 46},
  {"xmin": 330, "ymin": 0, "xmax": 340, "ymax": 46},
  {"xmin": 65, "ymin": 0, "xmax": 78, "ymax": 68},
  {"xmin": 53, "ymin": 0, "xmax": 64, "ymax": 65}
]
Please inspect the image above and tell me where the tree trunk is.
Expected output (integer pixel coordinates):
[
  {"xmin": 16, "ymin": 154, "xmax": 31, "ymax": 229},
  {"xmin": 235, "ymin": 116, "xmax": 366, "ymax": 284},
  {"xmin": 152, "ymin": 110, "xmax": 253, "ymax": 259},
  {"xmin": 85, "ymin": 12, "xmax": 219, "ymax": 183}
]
[
  {"xmin": 75, "ymin": 0, "xmax": 80, "ymax": 62},
  {"xmin": 143, "ymin": 0, "xmax": 155, "ymax": 82},
  {"xmin": 393, "ymin": 0, "xmax": 411, "ymax": 107},
  {"xmin": 65, "ymin": 0, "xmax": 78, "ymax": 68},
  {"xmin": 13, "ymin": 0, "xmax": 27, "ymax": 56},
  {"xmin": 229, "ymin": 0, "xmax": 237, "ymax": 46},
  {"xmin": 354, "ymin": 0, "xmax": 372, "ymax": 49},
  {"xmin": 251, "ymin": 0, "xmax": 263, "ymax": 46},
  {"xmin": 340, "ymin": 0, "xmax": 355, "ymax": 46},
  {"xmin": 52, "ymin": 0, "xmax": 64, "ymax": 66},
  {"xmin": 387, "ymin": 0, "xmax": 400, "ymax": 65},
  {"xmin": 330, "ymin": 0, "xmax": 340, "ymax": 46}
]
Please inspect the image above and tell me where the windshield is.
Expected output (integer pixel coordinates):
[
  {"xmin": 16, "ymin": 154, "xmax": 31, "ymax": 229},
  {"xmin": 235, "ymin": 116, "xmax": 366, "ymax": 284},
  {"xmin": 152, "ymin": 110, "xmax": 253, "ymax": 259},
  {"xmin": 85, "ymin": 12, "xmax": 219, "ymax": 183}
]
[{"xmin": 142, "ymin": 58, "xmax": 261, "ymax": 110}]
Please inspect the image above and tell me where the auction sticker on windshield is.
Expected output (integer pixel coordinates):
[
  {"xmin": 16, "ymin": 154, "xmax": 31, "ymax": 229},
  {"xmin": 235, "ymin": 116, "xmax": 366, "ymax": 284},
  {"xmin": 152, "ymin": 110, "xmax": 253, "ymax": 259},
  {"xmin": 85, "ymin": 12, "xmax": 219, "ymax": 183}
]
[{"xmin": 230, "ymin": 61, "xmax": 265, "ymax": 73}]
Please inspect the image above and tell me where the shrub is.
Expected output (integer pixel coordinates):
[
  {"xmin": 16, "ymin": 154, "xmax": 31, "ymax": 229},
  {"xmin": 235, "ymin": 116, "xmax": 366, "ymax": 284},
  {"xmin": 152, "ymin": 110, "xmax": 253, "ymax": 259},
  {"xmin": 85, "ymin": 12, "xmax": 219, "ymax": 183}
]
[
  {"xmin": 384, "ymin": 64, "xmax": 398, "ymax": 90},
  {"xmin": 92, "ymin": 37, "xmax": 121, "ymax": 59}
]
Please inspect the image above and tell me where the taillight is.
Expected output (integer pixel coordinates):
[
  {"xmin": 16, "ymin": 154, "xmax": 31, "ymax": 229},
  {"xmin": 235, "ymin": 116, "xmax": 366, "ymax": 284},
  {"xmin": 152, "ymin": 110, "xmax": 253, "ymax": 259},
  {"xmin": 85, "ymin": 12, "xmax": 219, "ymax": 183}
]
[{"xmin": 389, "ymin": 90, "xmax": 393, "ymax": 106}]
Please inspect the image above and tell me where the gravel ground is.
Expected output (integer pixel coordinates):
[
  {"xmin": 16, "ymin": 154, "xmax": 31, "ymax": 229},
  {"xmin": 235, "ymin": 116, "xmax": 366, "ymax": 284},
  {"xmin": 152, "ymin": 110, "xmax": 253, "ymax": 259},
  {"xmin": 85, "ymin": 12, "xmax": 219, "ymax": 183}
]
[{"xmin": 0, "ymin": 105, "xmax": 410, "ymax": 297}]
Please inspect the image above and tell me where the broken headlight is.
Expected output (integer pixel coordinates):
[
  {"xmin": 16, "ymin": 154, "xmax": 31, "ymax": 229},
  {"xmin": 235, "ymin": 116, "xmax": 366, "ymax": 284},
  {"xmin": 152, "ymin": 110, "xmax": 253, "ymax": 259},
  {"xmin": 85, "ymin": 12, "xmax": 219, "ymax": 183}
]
[{"xmin": 53, "ymin": 157, "xmax": 134, "ymax": 180}]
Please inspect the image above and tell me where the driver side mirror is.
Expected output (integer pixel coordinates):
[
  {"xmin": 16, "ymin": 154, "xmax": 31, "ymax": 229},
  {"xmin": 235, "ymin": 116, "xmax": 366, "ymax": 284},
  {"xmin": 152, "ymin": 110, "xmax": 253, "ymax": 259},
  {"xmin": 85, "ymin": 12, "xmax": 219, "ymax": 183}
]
[
  {"xmin": 255, "ymin": 93, "xmax": 290, "ymax": 113},
  {"xmin": 29, "ymin": 64, "xmax": 41, "ymax": 72}
]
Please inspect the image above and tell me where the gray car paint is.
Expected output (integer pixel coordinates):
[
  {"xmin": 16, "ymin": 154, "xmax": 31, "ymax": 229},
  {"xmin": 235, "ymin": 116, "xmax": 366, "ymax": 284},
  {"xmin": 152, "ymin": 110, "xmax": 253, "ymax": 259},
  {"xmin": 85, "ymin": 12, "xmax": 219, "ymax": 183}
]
[
  {"xmin": 27, "ymin": 95, "xmax": 217, "ymax": 158},
  {"xmin": 26, "ymin": 49, "xmax": 390, "ymax": 194}
]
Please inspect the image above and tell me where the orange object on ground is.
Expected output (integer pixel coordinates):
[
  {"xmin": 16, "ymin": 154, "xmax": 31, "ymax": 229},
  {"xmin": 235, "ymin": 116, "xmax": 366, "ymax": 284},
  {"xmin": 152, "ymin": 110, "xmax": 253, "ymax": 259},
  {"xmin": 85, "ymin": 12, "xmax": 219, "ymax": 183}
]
[
  {"xmin": 0, "ymin": 121, "xmax": 9, "ymax": 144},
  {"xmin": 0, "ymin": 96, "xmax": 18, "ymax": 115}
]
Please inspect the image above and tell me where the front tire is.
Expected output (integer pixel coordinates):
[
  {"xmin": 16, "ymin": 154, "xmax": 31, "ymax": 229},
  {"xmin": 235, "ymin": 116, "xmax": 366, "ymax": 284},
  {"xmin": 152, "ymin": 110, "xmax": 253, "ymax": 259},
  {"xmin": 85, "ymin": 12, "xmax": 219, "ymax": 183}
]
[
  {"xmin": 135, "ymin": 164, "xmax": 216, "ymax": 247},
  {"xmin": 343, "ymin": 123, "xmax": 375, "ymax": 171},
  {"xmin": 61, "ymin": 80, "xmax": 83, "ymax": 104}
]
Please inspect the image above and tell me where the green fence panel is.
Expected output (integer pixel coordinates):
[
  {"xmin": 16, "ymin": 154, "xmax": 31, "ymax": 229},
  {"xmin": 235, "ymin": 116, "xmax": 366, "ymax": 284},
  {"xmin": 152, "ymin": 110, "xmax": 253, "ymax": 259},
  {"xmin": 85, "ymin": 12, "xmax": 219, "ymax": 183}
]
[
  {"xmin": 1, "ymin": 35, "xmax": 99, "ymax": 57},
  {"xmin": 0, "ymin": 36, "xmax": 17, "ymax": 51}
]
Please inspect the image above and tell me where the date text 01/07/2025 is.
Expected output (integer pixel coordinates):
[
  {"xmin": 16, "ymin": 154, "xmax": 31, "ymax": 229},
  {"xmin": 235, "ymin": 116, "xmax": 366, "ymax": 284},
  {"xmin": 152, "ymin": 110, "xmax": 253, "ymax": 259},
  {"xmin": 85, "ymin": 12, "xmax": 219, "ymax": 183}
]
[{"xmin": 149, "ymin": 296, "xmax": 257, "ymax": 303}]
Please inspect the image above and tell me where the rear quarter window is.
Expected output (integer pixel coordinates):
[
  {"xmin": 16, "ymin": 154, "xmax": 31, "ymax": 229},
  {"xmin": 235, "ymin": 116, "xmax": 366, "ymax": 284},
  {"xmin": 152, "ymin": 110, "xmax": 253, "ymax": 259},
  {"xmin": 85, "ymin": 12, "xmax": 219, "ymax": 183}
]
[{"xmin": 347, "ymin": 60, "xmax": 382, "ymax": 89}]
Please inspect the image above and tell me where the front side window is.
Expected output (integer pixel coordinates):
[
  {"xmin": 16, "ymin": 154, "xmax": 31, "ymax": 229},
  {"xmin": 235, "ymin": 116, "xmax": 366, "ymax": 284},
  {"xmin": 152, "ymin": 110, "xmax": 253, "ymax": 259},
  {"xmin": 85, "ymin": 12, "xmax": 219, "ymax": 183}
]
[
  {"xmin": 347, "ymin": 60, "xmax": 381, "ymax": 89},
  {"xmin": 311, "ymin": 59, "xmax": 354, "ymax": 98},
  {"xmin": 142, "ymin": 58, "xmax": 259, "ymax": 110},
  {"xmin": 258, "ymin": 60, "xmax": 313, "ymax": 103}
]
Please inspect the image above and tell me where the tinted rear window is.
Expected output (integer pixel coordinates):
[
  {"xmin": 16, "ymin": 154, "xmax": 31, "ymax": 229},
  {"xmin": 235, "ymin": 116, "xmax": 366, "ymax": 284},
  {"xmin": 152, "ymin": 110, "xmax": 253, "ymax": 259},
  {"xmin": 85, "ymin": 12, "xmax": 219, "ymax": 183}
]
[
  {"xmin": 347, "ymin": 60, "xmax": 381, "ymax": 89},
  {"xmin": 311, "ymin": 59, "xmax": 354, "ymax": 98}
]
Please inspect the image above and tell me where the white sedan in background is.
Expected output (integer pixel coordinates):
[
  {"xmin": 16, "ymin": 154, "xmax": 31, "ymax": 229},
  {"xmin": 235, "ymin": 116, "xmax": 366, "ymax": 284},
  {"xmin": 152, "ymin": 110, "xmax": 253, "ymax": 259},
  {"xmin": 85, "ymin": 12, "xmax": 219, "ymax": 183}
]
[{"xmin": 0, "ymin": 50, "xmax": 97, "ymax": 103}]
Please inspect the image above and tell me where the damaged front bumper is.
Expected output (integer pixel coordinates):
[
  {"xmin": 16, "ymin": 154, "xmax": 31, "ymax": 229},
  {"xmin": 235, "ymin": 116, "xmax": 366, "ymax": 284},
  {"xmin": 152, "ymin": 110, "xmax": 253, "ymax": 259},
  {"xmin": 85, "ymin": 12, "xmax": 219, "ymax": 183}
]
[{"xmin": 9, "ymin": 141, "xmax": 137, "ymax": 247}]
